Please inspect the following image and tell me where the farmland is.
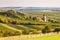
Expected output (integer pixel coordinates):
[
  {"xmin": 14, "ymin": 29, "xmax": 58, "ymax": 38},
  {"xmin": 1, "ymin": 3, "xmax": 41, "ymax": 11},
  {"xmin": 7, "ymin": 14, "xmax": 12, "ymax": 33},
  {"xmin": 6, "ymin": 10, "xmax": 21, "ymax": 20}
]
[{"xmin": 0, "ymin": 9, "xmax": 60, "ymax": 40}]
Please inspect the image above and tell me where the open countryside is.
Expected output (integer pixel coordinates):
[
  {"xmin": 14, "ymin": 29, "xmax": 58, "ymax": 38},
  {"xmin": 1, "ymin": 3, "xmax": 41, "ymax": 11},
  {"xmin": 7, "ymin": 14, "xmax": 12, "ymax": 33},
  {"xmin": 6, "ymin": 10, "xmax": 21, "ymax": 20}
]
[{"xmin": 0, "ymin": 7, "xmax": 60, "ymax": 40}]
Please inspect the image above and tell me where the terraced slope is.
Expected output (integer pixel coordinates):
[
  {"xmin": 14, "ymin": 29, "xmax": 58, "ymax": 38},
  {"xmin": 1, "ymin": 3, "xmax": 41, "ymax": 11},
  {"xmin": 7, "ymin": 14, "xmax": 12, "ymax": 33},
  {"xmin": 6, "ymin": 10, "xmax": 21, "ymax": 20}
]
[{"xmin": 0, "ymin": 23, "xmax": 21, "ymax": 32}]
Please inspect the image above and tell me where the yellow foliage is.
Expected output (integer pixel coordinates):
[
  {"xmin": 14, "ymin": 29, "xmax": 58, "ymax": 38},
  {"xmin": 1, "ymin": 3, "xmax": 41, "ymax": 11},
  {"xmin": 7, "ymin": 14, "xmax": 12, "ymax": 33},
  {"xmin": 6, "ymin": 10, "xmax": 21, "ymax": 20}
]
[{"xmin": 38, "ymin": 18, "xmax": 43, "ymax": 22}]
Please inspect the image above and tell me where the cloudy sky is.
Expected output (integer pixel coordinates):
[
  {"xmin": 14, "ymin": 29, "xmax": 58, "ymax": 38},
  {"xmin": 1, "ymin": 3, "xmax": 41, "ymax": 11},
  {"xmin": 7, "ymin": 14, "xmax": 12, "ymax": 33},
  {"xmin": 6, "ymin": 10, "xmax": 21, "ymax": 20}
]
[{"xmin": 0, "ymin": 0, "xmax": 60, "ymax": 7}]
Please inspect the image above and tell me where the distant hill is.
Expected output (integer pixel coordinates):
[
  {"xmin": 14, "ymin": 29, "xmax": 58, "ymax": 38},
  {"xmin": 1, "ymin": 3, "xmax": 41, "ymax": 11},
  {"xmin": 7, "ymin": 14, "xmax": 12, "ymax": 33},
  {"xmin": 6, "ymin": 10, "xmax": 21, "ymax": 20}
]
[
  {"xmin": 0, "ymin": 10, "xmax": 25, "ymax": 18},
  {"xmin": 0, "ymin": 7, "xmax": 60, "ymax": 12}
]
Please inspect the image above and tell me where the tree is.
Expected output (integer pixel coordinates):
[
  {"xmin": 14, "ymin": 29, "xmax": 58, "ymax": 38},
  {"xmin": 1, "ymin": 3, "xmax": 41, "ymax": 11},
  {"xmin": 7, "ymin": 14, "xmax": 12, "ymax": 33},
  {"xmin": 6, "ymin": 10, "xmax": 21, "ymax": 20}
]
[
  {"xmin": 32, "ymin": 16, "xmax": 37, "ymax": 21},
  {"xmin": 53, "ymin": 28, "xmax": 60, "ymax": 33},
  {"xmin": 42, "ymin": 26, "xmax": 51, "ymax": 33}
]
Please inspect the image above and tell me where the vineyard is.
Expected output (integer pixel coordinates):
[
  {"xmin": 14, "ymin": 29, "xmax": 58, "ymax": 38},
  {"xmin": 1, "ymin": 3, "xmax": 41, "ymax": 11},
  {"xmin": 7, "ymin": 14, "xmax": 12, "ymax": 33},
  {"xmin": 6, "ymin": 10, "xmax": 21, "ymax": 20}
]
[{"xmin": 0, "ymin": 10, "xmax": 60, "ymax": 40}]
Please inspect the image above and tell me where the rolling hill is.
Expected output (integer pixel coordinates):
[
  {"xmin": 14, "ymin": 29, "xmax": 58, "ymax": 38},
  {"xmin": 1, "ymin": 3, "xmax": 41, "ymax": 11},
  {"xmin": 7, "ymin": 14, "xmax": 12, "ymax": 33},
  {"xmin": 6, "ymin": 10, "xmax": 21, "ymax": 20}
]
[{"xmin": 0, "ymin": 7, "xmax": 60, "ymax": 38}]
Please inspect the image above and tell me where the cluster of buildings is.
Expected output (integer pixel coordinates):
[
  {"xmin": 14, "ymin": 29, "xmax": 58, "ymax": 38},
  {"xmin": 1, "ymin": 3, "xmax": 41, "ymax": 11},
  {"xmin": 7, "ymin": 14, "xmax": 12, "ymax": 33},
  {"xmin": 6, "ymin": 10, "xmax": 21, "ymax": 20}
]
[{"xmin": 38, "ymin": 15, "xmax": 46, "ymax": 22}]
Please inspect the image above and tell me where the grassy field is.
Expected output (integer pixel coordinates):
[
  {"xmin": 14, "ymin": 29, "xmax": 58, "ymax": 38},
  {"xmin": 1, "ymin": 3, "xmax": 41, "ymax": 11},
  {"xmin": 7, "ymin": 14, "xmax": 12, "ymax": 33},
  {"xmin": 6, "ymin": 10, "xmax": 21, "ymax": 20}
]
[
  {"xmin": 0, "ymin": 33, "xmax": 60, "ymax": 40},
  {"xmin": 25, "ymin": 12, "xmax": 60, "ymax": 19},
  {"xmin": 0, "ymin": 23, "xmax": 21, "ymax": 32},
  {"xmin": 0, "ymin": 10, "xmax": 60, "ymax": 39},
  {"xmin": 28, "ymin": 34, "xmax": 60, "ymax": 40}
]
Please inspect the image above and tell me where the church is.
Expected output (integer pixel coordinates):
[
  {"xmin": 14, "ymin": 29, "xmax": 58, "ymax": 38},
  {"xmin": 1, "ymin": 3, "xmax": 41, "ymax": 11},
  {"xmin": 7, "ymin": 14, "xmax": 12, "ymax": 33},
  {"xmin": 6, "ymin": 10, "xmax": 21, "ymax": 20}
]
[{"xmin": 38, "ymin": 15, "xmax": 46, "ymax": 22}]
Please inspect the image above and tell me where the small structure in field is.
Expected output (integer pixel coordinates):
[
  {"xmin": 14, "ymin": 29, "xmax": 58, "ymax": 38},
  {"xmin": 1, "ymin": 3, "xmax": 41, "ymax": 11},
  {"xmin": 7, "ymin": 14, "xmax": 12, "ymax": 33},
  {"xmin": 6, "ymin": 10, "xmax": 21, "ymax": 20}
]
[{"xmin": 38, "ymin": 14, "xmax": 46, "ymax": 22}]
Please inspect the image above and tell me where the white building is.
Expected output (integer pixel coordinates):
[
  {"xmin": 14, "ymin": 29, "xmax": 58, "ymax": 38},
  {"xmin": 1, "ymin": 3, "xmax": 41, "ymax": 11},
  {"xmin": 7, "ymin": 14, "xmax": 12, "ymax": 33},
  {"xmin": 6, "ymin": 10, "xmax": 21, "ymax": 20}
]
[{"xmin": 43, "ymin": 15, "xmax": 46, "ymax": 22}]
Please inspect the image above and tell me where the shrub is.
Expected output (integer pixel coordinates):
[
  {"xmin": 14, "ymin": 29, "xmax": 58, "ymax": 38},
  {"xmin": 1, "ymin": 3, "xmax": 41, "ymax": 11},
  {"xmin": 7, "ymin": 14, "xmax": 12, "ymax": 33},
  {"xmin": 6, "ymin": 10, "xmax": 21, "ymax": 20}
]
[
  {"xmin": 53, "ymin": 28, "xmax": 60, "ymax": 33},
  {"xmin": 32, "ymin": 29, "xmax": 38, "ymax": 34},
  {"xmin": 11, "ymin": 20, "xmax": 17, "ymax": 24},
  {"xmin": 15, "ymin": 30, "xmax": 22, "ymax": 35},
  {"xmin": 42, "ymin": 26, "xmax": 51, "ymax": 33},
  {"xmin": 23, "ymin": 29, "xmax": 30, "ymax": 34}
]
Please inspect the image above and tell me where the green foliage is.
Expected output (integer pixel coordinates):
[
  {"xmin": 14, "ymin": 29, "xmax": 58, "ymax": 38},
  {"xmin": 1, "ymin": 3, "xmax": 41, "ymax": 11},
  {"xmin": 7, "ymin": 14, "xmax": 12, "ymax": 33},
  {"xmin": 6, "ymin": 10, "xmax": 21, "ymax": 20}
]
[
  {"xmin": 53, "ymin": 28, "xmax": 60, "ymax": 33},
  {"xmin": 14, "ymin": 31, "xmax": 22, "ymax": 35},
  {"xmin": 32, "ymin": 16, "xmax": 37, "ymax": 21},
  {"xmin": 0, "ymin": 10, "xmax": 60, "ymax": 37},
  {"xmin": 32, "ymin": 29, "xmax": 38, "ymax": 34},
  {"xmin": 23, "ymin": 29, "xmax": 30, "ymax": 34},
  {"xmin": 48, "ymin": 19, "xmax": 59, "ymax": 23},
  {"xmin": 0, "ymin": 28, "xmax": 23, "ymax": 37},
  {"xmin": 42, "ymin": 26, "xmax": 51, "ymax": 33}
]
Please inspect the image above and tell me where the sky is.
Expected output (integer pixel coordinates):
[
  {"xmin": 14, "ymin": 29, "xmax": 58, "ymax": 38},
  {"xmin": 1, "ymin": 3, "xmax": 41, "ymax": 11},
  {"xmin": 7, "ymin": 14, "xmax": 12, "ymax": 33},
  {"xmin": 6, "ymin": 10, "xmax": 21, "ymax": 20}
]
[{"xmin": 0, "ymin": 0, "xmax": 60, "ymax": 7}]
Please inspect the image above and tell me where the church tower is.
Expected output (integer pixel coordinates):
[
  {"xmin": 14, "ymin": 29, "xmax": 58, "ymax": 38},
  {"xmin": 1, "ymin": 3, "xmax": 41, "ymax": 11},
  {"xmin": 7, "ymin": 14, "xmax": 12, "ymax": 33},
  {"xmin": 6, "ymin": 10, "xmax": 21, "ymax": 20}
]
[{"xmin": 43, "ymin": 14, "xmax": 46, "ymax": 22}]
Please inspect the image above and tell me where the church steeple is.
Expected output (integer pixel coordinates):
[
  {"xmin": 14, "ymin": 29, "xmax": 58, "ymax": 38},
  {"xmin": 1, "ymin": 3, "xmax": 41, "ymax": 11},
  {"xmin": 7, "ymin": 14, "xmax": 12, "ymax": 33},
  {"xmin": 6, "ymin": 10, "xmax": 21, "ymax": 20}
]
[{"xmin": 43, "ymin": 14, "xmax": 46, "ymax": 22}]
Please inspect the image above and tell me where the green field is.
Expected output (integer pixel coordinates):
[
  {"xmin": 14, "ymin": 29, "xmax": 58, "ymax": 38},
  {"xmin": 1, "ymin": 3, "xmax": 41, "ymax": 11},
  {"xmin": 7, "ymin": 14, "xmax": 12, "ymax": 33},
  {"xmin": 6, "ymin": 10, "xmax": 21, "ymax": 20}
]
[
  {"xmin": 28, "ymin": 34, "xmax": 60, "ymax": 40},
  {"xmin": 0, "ymin": 10, "xmax": 60, "ymax": 38},
  {"xmin": 0, "ymin": 23, "xmax": 21, "ymax": 32}
]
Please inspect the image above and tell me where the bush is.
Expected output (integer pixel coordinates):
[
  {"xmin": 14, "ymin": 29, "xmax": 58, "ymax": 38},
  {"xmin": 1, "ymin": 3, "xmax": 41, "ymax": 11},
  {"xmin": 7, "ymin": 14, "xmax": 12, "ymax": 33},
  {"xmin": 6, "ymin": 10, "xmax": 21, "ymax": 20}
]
[
  {"xmin": 15, "ymin": 31, "xmax": 22, "ymax": 35},
  {"xmin": 3, "ymin": 31, "xmax": 11, "ymax": 37},
  {"xmin": 32, "ymin": 29, "xmax": 38, "ymax": 34},
  {"xmin": 42, "ymin": 26, "xmax": 51, "ymax": 33},
  {"xmin": 23, "ymin": 29, "xmax": 30, "ymax": 34},
  {"xmin": 53, "ymin": 28, "xmax": 60, "ymax": 33},
  {"xmin": 11, "ymin": 20, "xmax": 17, "ymax": 24}
]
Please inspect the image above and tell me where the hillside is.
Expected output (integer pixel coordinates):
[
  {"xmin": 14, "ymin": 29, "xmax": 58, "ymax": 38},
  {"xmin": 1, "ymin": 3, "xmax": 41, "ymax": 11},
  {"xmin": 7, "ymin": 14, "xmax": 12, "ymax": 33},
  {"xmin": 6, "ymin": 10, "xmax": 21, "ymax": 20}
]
[
  {"xmin": 0, "ymin": 9, "xmax": 60, "ymax": 38},
  {"xmin": 0, "ymin": 10, "xmax": 25, "ymax": 18},
  {"xmin": 0, "ymin": 10, "xmax": 26, "ymax": 37}
]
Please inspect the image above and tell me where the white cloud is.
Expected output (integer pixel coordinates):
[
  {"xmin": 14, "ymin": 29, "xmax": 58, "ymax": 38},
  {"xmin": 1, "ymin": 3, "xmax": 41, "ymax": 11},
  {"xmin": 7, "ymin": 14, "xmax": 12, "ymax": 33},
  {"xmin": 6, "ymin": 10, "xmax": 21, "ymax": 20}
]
[{"xmin": 0, "ymin": 0, "xmax": 60, "ymax": 7}]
